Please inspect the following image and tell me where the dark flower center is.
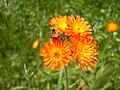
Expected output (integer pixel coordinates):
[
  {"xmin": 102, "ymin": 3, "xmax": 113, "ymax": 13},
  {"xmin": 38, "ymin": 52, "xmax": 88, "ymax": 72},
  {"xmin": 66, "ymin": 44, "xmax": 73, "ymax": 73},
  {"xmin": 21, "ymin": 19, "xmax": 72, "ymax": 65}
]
[{"xmin": 54, "ymin": 52, "xmax": 60, "ymax": 58}]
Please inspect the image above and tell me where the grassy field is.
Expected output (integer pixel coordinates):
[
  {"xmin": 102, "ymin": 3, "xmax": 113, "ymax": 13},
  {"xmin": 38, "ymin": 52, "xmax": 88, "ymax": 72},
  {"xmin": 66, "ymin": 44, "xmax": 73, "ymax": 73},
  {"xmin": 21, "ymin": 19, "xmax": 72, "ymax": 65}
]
[{"xmin": 0, "ymin": 0, "xmax": 120, "ymax": 90}]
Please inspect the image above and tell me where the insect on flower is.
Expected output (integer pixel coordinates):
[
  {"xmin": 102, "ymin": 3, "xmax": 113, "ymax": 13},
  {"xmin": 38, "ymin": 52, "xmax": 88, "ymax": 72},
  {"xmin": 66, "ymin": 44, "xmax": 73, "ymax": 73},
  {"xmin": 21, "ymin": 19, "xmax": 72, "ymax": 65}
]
[{"xmin": 51, "ymin": 29, "xmax": 61, "ymax": 38}]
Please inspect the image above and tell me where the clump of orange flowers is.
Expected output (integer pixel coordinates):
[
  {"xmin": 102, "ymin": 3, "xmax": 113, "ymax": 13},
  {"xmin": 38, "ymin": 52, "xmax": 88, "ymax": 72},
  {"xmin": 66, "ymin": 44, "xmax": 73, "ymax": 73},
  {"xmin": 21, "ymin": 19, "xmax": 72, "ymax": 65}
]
[
  {"xmin": 40, "ymin": 15, "xmax": 99, "ymax": 70},
  {"xmin": 106, "ymin": 22, "xmax": 119, "ymax": 32},
  {"xmin": 49, "ymin": 15, "xmax": 92, "ymax": 36}
]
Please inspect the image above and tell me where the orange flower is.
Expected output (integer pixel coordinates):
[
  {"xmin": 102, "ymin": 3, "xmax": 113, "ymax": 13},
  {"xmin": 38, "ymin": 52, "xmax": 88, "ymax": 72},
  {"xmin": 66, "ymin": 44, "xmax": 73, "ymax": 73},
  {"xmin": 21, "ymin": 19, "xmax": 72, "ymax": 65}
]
[
  {"xmin": 49, "ymin": 16, "xmax": 67, "ymax": 34},
  {"xmin": 106, "ymin": 22, "xmax": 119, "ymax": 32},
  {"xmin": 40, "ymin": 37, "xmax": 72, "ymax": 70},
  {"xmin": 32, "ymin": 40, "xmax": 39, "ymax": 49},
  {"xmin": 70, "ymin": 34, "xmax": 99, "ymax": 70},
  {"xmin": 65, "ymin": 15, "xmax": 92, "ymax": 36}
]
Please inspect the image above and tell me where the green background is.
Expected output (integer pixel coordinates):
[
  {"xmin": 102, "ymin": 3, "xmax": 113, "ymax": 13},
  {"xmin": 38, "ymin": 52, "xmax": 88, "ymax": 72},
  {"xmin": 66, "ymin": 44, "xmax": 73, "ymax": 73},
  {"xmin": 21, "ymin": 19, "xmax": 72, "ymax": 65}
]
[{"xmin": 0, "ymin": 0, "xmax": 120, "ymax": 90}]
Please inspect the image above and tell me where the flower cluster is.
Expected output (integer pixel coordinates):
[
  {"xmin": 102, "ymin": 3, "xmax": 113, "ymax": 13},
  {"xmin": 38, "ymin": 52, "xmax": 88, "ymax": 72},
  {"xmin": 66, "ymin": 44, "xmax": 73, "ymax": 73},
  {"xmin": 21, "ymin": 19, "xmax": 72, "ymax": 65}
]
[
  {"xmin": 40, "ymin": 15, "xmax": 99, "ymax": 70},
  {"xmin": 49, "ymin": 15, "xmax": 92, "ymax": 36}
]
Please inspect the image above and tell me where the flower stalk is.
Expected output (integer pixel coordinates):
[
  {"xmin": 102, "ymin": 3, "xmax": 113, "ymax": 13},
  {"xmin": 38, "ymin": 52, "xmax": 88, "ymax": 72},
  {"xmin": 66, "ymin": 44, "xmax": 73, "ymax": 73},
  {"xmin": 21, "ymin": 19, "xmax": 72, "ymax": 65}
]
[
  {"xmin": 57, "ymin": 68, "xmax": 63, "ymax": 90},
  {"xmin": 65, "ymin": 67, "xmax": 68, "ymax": 90}
]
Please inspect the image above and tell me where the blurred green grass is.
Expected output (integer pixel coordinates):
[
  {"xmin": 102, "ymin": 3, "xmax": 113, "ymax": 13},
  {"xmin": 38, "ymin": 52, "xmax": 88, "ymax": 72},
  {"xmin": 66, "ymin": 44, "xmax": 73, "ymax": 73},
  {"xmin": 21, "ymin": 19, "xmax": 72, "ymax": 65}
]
[{"xmin": 0, "ymin": 0, "xmax": 120, "ymax": 90}]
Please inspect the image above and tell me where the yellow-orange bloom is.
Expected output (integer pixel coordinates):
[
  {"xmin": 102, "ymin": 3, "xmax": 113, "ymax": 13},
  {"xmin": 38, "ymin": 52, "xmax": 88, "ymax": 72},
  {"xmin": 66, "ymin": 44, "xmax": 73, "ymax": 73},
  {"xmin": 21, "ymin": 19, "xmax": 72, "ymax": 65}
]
[
  {"xmin": 40, "ymin": 37, "xmax": 72, "ymax": 70},
  {"xmin": 106, "ymin": 22, "xmax": 119, "ymax": 32},
  {"xmin": 32, "ymin": 40, "xmax": 39, "ymax": 49},
  {"xmin": 70, "ymin": 34, "xmax": 99, "ymax": 70},
  {"xmin": 65, "ymin": 15, "xmax": 92, "ymax": 36},
  {"xmin": 49, "ymin": 16, "xmax": 67, "ymax": 34}
]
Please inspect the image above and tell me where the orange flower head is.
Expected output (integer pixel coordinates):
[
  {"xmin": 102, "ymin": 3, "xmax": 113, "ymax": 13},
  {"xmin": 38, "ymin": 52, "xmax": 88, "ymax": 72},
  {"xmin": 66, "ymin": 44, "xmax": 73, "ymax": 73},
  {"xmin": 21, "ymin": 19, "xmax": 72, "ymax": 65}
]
[
  {"xmin": 106, "ymin": 22, "xmax": 119, "ymax": 32},
  {"xmin": 70, "ymin": 34, "xmax": 99, "ymax": 70},
  {"xmin": 65, "ymin": 15, "xmax": 92, "ymax": 36},
  {"xmin": 49, "ymin": 16, "xmax": 67, "ymax": 34},
  {"xmin": 32, "ymin": 40, "xmax": 39, "ymax": 49},
  {"xmin": 40, "ymin": 37, "xmax": 72, "ymax": 70}
]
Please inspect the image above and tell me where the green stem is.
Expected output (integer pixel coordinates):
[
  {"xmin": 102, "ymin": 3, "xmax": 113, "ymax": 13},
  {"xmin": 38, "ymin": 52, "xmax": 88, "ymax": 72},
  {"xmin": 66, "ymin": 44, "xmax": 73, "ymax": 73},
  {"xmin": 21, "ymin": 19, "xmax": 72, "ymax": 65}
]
[
  {"xmin": 57, "ymin": 68, "xmax": 63, "ymax": 90},
  {"xmin": 65, "ymin": 67, "xmax": 68, "ymax": 90}
]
